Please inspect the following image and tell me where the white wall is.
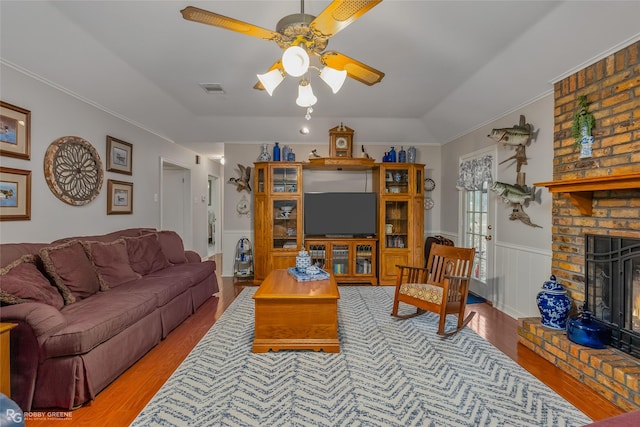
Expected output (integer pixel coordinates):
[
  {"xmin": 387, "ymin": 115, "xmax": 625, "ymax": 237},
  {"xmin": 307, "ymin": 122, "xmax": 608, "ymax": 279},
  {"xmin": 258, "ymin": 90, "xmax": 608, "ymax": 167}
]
[
  {"xmin": 0, "ymin": 64, "xmax": 220, "ymax": 257},
  {"xmin": 440, "ymin": 95, "xmax": 555, "ymax": 318}
]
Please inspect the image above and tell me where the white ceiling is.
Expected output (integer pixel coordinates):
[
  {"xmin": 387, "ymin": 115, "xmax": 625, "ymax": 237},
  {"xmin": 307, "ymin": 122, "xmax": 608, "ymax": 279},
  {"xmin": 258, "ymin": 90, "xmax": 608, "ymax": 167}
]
[{"xmin": 1, "ymin": 1, "xmax": 639, "ymax": 159}]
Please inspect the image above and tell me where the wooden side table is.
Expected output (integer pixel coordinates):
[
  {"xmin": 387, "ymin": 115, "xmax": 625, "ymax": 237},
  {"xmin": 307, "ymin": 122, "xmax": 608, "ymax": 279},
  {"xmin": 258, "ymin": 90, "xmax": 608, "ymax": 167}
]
[{"xmin": 0, "ymin": 323, "xmax": 17, "ymax": 398}]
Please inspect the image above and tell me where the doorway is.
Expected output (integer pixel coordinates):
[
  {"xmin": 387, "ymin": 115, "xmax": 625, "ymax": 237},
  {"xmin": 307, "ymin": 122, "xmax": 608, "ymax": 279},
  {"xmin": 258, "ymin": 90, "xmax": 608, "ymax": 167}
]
[
  {"xmin": 458, "ymin": 147, "xmax": 497, "ymax": 302},
  {"xmin": 160, "ymin": 158, "xmax": 192, "ymax": 249},
  {"xmin": 207, "ymin": 175, "xmax": 221, "ymax": 256}
]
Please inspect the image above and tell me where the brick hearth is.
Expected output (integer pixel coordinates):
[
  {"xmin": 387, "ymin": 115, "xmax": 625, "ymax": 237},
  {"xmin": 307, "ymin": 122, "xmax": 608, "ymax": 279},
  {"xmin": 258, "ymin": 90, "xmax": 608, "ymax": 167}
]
[{"xmin": 518, "ymin": 318, "xmax": 640, "ymax": 411}]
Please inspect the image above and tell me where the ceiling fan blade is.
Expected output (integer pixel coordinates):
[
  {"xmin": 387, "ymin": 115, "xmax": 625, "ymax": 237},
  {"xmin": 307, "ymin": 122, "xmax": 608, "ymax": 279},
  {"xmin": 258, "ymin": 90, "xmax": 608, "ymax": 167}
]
[
  {"xmin": 310, "ymin": 0, "xmax": 382, "ymax": 38},
  {"xmin": 253, "ymin": 60, "xmax": 284, "ymax": 90},
  {"xmin": 181, "ymin": 6, "xmax": 281, "ymax": 41},
  {"xmin": 321, "ymin": 51, "xmax": 384, "ymax": 86}
]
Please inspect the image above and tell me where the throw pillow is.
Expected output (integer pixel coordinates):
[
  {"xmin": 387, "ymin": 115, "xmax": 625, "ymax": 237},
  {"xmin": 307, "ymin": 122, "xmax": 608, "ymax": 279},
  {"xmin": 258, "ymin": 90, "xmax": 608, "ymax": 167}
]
[
  {"xmin": 124, "ymin": 233, "xmax": 170, "ymax": 275},
  {"xmin": 40, "ymin": 240, "xmax": 101, "ymax": 304},
  {"xmin": 0, "ymin": 254, "xmax": 64, "ymax": 309},
  {"xmin": 83, "ymin": 239, "xmax": 141, "ymax": 289},
  {"xmin": 141, "ymin": 230, "xmax": 188, "ymax": 264}
]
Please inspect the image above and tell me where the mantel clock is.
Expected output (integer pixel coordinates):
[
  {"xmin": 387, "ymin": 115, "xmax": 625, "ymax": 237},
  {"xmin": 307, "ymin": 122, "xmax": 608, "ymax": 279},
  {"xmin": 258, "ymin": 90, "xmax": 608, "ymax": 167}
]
[{"xmin": 329, "ymin": 124, "xmax": 354, "ymax": 158}]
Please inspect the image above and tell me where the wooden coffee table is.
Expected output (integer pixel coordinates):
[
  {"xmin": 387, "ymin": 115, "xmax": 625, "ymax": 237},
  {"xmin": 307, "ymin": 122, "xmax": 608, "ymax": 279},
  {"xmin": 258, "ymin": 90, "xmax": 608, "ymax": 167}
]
[{"xmin": 252, "ymin": 269, "xmax": 340, "ymax": 353}]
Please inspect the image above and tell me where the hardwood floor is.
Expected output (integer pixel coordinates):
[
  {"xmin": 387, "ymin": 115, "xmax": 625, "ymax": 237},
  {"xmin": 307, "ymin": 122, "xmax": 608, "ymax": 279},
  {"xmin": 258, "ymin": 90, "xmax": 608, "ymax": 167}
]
[{"xmin": 25, "ymin": 276, "xmax": 624, "ymax": 426}]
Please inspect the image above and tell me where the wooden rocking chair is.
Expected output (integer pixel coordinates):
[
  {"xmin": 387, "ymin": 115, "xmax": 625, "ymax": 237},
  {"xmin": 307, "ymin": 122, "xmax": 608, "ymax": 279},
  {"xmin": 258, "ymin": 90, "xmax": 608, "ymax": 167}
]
[{"xmin": 391, "ymin": 243, "xmax": 476, "ymax": 336}]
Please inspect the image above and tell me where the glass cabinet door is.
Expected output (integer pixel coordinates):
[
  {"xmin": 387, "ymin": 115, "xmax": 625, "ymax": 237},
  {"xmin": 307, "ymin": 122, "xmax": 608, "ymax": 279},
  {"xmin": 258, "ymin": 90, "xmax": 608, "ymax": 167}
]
[
  {"xmin": 384, "ymin": 200, "xmax": 409, "ymax": 249},
  {"xmin": 271, "ymin": 166, "xmax": 298, "ymax": 193},
  {"xmin": 256, "ymin": 166, "xmax": 266, "ymax": 194},
  {"xmin": 384, "ymin": 167, "xmax": 410, "ymax": 194},
  {"xmin": 415, "ymin": 168, "xmax": 423, "ymax": 194},
  {"xmin": 307, "ymin": 243, "xmax": 327, "ymax": 269},
  {"xmin": 332, "ymin": 244, "xmax": 349, "ymax": 276},
  {"xmin": 272, "ymin": 199, "xmax": 298, "ymax": 249},
  {"xmin": 355, "ymin": 244, "xmax": 374, "ymax": 274}
]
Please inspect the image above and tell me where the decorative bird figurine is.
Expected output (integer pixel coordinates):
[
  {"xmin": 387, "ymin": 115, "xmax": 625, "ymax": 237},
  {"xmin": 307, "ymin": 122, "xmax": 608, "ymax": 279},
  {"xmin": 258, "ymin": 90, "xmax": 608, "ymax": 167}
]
[{"xmin": 228, "ymin": 164, "xmax": 252, "ymax": 192}]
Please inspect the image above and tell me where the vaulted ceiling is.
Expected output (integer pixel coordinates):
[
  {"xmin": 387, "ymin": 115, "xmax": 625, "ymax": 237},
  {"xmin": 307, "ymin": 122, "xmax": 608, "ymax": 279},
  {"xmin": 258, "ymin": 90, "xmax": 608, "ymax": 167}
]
[{"xmin": 1, "ymin": 1, "xmax": 639, "ymax": 158}]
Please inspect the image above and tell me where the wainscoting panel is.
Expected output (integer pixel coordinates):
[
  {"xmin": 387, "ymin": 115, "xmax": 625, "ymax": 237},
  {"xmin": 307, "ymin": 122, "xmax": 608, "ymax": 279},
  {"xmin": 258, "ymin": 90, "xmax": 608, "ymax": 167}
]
[{"xmin": 494, "ymin": 242, "xmax": 551, "ymax": 320}]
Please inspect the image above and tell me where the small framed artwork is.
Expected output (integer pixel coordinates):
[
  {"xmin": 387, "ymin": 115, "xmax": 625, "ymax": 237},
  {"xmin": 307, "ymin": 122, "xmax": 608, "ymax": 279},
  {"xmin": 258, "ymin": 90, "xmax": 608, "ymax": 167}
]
[
  {"xmin": 107, "ymin": 179, "xmax": 133, "ymax": 215},
  {"xmin": 106, "ymin": 136, "xmax": 133, "ymax": 175},
  {"xmin": 0, "ymin": 167, "xmax": 31, "ymax": 221},
  {"xmin": 0, "ymin": 101, "xmax": 31, "ymax": 160}
]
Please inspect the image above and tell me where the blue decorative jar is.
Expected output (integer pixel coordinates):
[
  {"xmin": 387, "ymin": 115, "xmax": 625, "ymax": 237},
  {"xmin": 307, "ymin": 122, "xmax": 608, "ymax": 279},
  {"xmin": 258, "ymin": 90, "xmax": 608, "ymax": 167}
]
[
  {"xmin": 536, "ymin": 275, "xmax": 572, "ymax": 329},
  {"xmin": 567, "ymin": 311, "xmax": 611, "ymax": 349},
  {"xmin": 296, "ymin": 249, "xmax": 311, "ymax": 272}
]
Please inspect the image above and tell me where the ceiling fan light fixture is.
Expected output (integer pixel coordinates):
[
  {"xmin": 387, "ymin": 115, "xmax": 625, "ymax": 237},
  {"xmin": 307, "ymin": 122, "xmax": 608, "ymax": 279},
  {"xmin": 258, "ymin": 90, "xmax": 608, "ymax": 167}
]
[
  {"xmin": 282, "ymin": 45, "xmax": 310, "ymax": 77},
  {"xmin": 257, "ymin": 69, "xmax": 284, "ymax": 96},
  {"xmin": 319, "ymin": 66, "xmax": 347, "ymax": 94},
  {"xmin": 296, "ymin": 80, "xmax": 317, "ymax": 108}
]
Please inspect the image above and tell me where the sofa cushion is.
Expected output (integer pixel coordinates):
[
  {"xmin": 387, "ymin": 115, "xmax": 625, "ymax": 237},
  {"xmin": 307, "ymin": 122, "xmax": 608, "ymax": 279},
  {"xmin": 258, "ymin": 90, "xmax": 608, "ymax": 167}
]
[
  {"xmin": 0, "ymin": 255, "xmax": 64, "ymax": 309},
  {"xmin": 146, "ymin": 261, "xmax": 216, "ymax": 286},
  {"xmin": 39, "ymin": 241, "xmax": 101, "ymax": 305},
  {"xmin": 44, "ymin": 288, "xmax": 157, "ymax": 358},
  {"xmin": 124, "ymin": 234, "xmax": 170, "ymax": 275},
  {"xmin": 142, "ymin": 230, "xmax": 188, "ymax": 264},
  {"xmin": 83, "ymin": 239, "xmax": 140, "ymax": 289}
]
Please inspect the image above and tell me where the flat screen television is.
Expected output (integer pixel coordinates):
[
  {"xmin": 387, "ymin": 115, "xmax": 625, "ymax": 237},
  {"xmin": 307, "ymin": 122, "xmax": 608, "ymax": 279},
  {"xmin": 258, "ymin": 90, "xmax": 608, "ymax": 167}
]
[{"xmin": 304, "ymin": 192, "xmax": 377, "ymax": 237}]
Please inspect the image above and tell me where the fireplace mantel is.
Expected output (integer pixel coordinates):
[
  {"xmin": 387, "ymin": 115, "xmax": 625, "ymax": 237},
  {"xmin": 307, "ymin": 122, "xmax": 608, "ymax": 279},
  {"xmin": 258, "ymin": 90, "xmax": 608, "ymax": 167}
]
[{"xmin": 534, "ymin": 173, "xmax": 640, "ymax": 215}]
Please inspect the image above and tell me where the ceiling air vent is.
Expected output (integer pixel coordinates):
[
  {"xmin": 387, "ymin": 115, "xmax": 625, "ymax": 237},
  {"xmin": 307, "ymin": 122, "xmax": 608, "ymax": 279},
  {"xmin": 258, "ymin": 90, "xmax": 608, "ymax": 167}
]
[{"xmin": 199, "ymin": 83, "xmax": 225, "ymax": 94}]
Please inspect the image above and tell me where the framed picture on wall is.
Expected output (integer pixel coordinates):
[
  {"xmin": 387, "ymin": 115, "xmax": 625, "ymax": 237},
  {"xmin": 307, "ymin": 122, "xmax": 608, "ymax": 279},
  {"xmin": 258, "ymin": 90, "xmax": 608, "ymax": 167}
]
[
  {"xmin": 0, "ymin": 101, "xmax": 31, "ymax": 160},
  {"xmin": 107, "ymin": 179, "xmax": 133, "ymax": 214},
  {"xmin": 106, "ymin": 136, "xmax": 133, "ymax": 175},
  {"xmin": 0, "ymin": 167, "xmax": 31, "ymax": 221}
]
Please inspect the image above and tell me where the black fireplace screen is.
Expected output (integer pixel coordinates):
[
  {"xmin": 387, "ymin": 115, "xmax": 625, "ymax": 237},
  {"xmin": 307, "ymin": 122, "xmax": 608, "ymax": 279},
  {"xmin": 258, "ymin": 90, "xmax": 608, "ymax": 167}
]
[{"xmin": 585, "ymin": 234, "xmax": 640, "ymax": 358}]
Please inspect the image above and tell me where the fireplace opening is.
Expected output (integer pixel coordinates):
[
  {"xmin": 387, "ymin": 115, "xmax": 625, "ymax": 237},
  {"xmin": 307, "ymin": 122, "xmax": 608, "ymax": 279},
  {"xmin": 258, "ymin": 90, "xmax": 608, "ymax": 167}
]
[{"xmin": 585, "ymin": 234, "xmax": 640, "ymax": 358}]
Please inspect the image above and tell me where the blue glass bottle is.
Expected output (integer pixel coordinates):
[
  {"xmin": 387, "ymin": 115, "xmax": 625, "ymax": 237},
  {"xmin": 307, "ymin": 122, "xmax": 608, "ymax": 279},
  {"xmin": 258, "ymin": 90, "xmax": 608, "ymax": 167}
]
[
  {"xmin": 389, "ymin": 146, "xmax": 397, "ymax": 162},
  {"xmin": 273, "ymin": 142, "xmax": 281, "ymax": 161},
  {"xmin": 398, "ymin": 146, "xmax": 406, "ymax": 163}
]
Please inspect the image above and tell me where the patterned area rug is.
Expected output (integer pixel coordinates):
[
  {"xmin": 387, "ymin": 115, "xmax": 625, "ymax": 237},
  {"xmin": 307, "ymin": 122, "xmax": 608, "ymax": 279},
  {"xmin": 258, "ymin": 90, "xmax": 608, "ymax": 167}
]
[{"xmin": 131, "ymin": 287, "xmax": 590, "ymax": 427}]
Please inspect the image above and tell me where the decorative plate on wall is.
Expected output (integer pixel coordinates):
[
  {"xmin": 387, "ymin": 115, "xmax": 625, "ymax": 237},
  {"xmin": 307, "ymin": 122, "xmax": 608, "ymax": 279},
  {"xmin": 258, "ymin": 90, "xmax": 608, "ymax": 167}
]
[
  {"xmin": 424, "ymin": 197, "xmax": 434, "ymax": 210},
  {"xmin": 424, "ymin": 178, "xmax": 436, "ymax": 192},
  {"xmin": 44, "ymin": 136, "xmax": 103, "ymax": 206}
]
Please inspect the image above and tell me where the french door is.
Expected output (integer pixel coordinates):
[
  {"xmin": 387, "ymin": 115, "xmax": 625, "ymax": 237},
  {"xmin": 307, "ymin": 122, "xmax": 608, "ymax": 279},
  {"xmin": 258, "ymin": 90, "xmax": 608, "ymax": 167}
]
[{"xmin": 459, "ymin": 147, "xmax": 496, "ymax": 301}]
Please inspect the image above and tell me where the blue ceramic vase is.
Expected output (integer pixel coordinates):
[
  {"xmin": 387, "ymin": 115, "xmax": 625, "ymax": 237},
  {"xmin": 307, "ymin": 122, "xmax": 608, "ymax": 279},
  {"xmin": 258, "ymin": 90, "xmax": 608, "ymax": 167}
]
[{"xmin": 536, "ymin": 275, "xmax": 572, "ymax": 329}]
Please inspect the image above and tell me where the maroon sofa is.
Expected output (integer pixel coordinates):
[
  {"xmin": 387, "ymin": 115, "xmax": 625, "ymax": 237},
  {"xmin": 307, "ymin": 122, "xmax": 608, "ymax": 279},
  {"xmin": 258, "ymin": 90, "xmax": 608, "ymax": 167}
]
[{"xmin": 0, "ymin": 228, "xmax": 218, "ymax": 411}]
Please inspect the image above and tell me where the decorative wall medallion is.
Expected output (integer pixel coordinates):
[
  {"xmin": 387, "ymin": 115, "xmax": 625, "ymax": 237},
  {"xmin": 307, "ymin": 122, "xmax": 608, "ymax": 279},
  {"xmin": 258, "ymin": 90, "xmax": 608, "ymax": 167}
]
[
  {"xmin": 424, "ymin": 197, "xmax": 434, "ymax": 210},
  {"xmin": 44, "ymin": 136, "xmax": 103, "ymax": 205},
  {"xmin": 424, "ymin": 178, "xmax": 436, "ymax": 192}
]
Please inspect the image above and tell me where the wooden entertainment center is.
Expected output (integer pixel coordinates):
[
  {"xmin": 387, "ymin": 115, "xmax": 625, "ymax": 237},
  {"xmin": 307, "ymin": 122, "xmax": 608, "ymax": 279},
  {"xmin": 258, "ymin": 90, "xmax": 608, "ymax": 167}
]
[{"xmin": 253, "ymin": 158, "xmax": 425, "ymax": 285}]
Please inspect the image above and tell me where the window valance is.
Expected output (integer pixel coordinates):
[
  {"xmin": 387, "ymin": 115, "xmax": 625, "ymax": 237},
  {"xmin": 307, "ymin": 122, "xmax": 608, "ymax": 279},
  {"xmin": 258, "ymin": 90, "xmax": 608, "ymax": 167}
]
[{"xmin": 456, "ymin": 155, "xmax": 493, "ymax": 191}]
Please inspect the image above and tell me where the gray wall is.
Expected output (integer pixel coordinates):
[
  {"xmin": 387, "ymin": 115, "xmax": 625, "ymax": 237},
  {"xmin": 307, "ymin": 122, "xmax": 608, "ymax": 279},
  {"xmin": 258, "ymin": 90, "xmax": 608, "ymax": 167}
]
[
  {"xmin": 440, "ymin": 95, "xmax": 555, "ymax": 318},
  {"xmin": 0, "ymin": 64, "xmax": 221, "ymax": 256}
]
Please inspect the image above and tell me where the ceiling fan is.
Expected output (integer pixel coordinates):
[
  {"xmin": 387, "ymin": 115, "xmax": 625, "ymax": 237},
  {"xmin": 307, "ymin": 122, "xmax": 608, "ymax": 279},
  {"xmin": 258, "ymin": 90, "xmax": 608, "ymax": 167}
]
[{"xmin": 180, "ymin": 0, "xmax": 385, "ymax": 99}]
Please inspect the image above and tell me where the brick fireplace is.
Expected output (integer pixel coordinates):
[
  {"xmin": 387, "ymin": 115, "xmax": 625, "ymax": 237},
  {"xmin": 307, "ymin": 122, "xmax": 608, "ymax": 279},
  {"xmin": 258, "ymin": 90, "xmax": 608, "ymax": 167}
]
[{"xmin": 518, "ymin": 40, "xmax": 640, "ymax": 411}]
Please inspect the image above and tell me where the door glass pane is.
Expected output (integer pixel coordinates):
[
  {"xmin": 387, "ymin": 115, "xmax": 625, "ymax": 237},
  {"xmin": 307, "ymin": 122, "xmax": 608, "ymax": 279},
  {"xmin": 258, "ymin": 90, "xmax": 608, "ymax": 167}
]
[
  {"xmin": 257, "ymin": 168, "xmax": 265, "ymax": 193},
  {"xmin": 332, "ymin": 244, "xmax": 349, "ymax": 275},
  {"xmin": 355, "ymin": 244, "xmax": 373, "ymax": 274},
  {"xmin": 464, "ymin": 182, "xmax": 488, "ymax": 283},
  {"xmin": 384, "ymin": 200, "xmax": 408, "ymax": 248},
  {"xmin": 272, "ymin": 167, "xmax": 298, "ymax": 193},
  {"xmin": 273, "ymin": 200, "xmax": 297, "ymax": 249},
  {"xmin": 384, "ymin": 168, "xmax": 409, "ymax": 194},
  {"xmin": 308, "ymin": 244, "xmax": 327, "ymax": 269}
]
